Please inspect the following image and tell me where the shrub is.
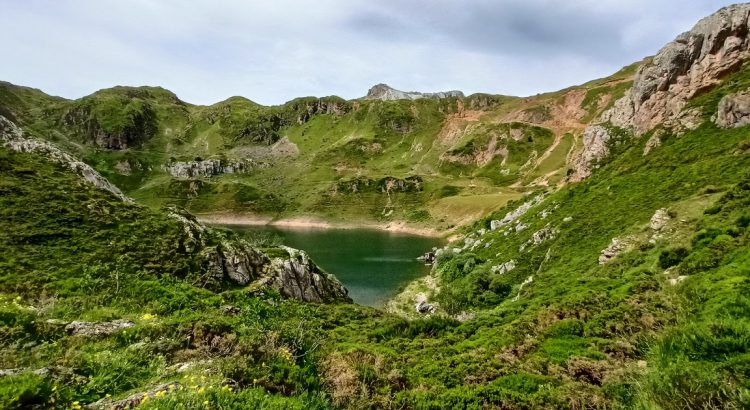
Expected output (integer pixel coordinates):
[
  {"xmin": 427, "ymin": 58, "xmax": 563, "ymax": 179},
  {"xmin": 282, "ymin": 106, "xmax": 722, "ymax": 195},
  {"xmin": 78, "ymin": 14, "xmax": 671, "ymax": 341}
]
[
  {"xmin": 0, "ymin": 373, "xmax": 53, "ymax": 409},
  {"xmin": 489, "ymin": 278, "xmax": 512, "ymax": 298},
  {"xmin": 438, "ymin": 185, "xmax": 461, "ymax": 198},
  {"xmin": 737, "ymin": 214, "xmax": 750, "ymax": 229},
  {"xmin": 681, "ymin": 248, "xmax": 722, "ymax": 275},
  {"xmin": 659, "ymin": 247, "xmax": 689, "ymax": 269}
]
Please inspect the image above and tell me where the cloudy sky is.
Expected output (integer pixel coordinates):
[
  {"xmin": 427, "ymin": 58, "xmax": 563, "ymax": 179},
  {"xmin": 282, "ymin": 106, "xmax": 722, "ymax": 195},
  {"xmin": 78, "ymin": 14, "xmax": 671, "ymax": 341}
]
[{"xmin": 0, "ymin": 0, "xmax": 739, "ymax": 105}]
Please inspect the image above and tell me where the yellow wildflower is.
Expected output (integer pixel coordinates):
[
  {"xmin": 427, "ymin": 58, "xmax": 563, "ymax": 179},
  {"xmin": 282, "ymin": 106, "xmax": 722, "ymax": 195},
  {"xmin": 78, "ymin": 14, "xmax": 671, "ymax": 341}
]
[
  {"xmin": 141, "ymin": 313, "xmax": 156, "ymax": 321},
  {"xmin": 155, "ymin": 390, "xmax": 166, "ymax": 398},
  {"xmin": 197, "ymin": 387, "xmax": 205, "ymax": 394}
]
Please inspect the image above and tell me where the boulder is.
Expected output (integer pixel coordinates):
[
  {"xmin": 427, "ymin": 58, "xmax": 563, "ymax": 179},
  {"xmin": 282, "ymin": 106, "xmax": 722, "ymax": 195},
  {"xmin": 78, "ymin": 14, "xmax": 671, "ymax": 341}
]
[
  {"xmin": 716, "ymin": 91, "xmax": 750, "ymax": 128},
  {"xmin": 415, "ymin": 300, "xmax": 435, "ymax": 314},
  {"xmin": 650, "ymin": 208, "xmax": 672, "ymax": 231}
]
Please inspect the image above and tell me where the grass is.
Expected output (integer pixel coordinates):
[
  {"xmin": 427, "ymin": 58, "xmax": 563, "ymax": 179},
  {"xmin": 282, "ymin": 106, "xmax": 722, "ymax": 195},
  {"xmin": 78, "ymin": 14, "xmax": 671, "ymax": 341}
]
[
  {"xmin": 0, "ymin": 71, "xmax": 637, "ymax": 232},
  {"xmin": 2, "ymin": 54, "xmax": 750, "ymax": 408}
]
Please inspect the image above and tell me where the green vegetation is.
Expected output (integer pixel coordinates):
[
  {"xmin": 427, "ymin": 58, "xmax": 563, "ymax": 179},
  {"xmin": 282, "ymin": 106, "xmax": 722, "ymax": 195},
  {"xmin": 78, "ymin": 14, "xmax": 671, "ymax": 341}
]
[
  {"xmin": 0, "ymin": 66, "xmax": 638, "ymax": 231},
  {"xmin": 4, "ymin": 51, "xmax": 750, "ymax": 408}
]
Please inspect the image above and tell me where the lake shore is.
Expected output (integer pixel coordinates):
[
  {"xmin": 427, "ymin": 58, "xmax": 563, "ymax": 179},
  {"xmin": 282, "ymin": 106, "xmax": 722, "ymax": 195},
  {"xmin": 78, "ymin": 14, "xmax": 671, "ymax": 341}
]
[{"xmin": 195, "ymin": 213, "xmax": 447, "ymax": 237}]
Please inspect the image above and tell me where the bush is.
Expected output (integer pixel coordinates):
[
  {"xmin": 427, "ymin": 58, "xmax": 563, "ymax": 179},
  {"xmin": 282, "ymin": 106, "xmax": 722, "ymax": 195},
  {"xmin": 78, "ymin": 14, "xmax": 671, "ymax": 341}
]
[
  {"xmin": 736, "ymin": 214, "xmax": 750, "ymax": 228},
  {"xmin": 438, "ymin": 185, "xmax": 461, "ymax": 198},
  {"xmin": 659, "ymin": 247, "xmax": 689, "ymax": 269},
  {"xmin": 489, "ymin": 278, "xmax": 512, "ymax": 298},
  {"xmin": 681, "ymin": 248, "xmax": 722, "ymax": 275},
  {"xmin": 0, "ymin": 373, "xmax": 53, "ymax": 409},
  {"xmin": 545, "ymin": 319, "xmax": 585, "ymax": 338}
]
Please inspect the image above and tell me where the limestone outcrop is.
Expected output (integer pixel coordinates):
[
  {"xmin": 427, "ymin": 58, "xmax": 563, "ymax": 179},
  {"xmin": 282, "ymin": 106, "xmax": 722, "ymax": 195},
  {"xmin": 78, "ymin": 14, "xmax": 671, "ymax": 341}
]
[
  {"xmin": 164, "ymin": 159, "xmax": 255, "ymax": 178},
  {"xmin": 334, "ymin": 176, "xmax": 423, "ymax": 194},
  {"xmin": 167, "ymin": 209, "xmax": 352, "ymax": 304},
  {"xmin": 365, "ymin": 83, "xmax": 464, "ymax": 101},
  {"xmin": 615, "ymin": 4, "xmax": 750, "ymax": 134},
  {"xmin": 716, "ymin": 91, "xmax": 750, "ymax": 128},
  {"xmin": 575, "ymin": 4, "xmax": 750, "ymax": 179},
  {"xmin": 0, "ymin": 115, "xmax": 131, "ymax": 202},
  {"xmin": 571, "ymin": 125, "xmax": 614, "ymax": 180},
  {"xmin": 65, "ymin": 320, "xmax": 135, "ymax": 337}
]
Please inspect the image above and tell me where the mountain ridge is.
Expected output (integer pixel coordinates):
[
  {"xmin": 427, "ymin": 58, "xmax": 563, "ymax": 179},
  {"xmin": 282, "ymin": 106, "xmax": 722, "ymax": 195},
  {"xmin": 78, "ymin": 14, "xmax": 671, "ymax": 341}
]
[{"xmin": 1, "ymin": 3, "xmax": 750, "ymax": 409}]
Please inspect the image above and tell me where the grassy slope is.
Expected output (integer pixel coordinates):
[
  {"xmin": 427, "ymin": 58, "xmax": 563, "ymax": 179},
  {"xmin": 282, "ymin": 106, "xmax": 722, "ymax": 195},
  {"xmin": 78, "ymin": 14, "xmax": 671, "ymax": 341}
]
[
  {"xmin": 0, "ymin": 66, "xmax": 637, "ymax": 232},
  {"xmin": 4, "ymin": 60, "xmax": 749, "ymax": 409}
]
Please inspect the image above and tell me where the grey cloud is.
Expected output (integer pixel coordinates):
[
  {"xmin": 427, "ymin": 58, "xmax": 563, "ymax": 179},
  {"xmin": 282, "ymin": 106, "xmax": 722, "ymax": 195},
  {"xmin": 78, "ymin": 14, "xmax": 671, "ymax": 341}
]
[{"xmin": 0, "ymin": 0, "xmax": 741, "ymax": 105}]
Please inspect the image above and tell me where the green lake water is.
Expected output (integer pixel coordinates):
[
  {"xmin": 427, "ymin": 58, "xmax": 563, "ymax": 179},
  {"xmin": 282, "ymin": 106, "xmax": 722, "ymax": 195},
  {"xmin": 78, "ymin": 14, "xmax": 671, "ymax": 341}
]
[{"xmin": 222, "ymin": 224, "xmax": 444, "ymax": 307}]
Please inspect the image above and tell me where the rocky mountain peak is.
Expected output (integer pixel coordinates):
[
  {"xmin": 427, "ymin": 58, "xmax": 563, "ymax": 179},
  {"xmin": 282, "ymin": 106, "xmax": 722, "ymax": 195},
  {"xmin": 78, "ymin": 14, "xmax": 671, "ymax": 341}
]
[
  {"xmin": 365, "ymin": 83, "xmax": 464, "ymax": 101},
  {"xmin": 573, "ymin": 3, "xmax": 750, "ymax": 180},
  {"xmin": 604, "ymin": 3, "xmax": 750, "ymax": 135}
]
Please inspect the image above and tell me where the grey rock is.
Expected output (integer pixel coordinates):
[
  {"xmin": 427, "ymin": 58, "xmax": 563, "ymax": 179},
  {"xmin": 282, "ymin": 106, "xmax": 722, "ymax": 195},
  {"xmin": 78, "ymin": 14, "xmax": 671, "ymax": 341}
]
[
  {"xmin": 607, "ymin": 4, "xmax": 750, "ymax": 135},
  {"xmin": 599, "ymin": 238, "xmax": 628, "ymax": 265},
  {"xmin": 491, "ymin": 260, "xmax": 516, "ymax": 275},
  {"xmin": 261, "ymin": 246, "xmax": 351, "ymax": 303},
  {"xmin": 716, "ymin": 91, "xmax": 750, "ymax": 128},
  {"xmin": 489, "ymin": 195, "xmax": 545, "ymax": 230},
  {"xmin": 365, "ymin": 83, "xmax": 464, "ymax": 101},
  {"xmin": 571, "ymin": 125, "xmax": 613, "ymax": 181},
  {"xmin": 650, "ymin": 208, "xmax": 672, "ymax": 231},
  {"xmin": 415, "ymin": 300, "xmax": 435, "ymax": 314},
  {"xmin": 0, "ymin": 116, "xmax": 131, "ymax": 202},
  {"xmin": 65, "ymin": 320, "xmax": 135, "ymax": 336},
  {"xmin": 164, "ymin": 159, "xmax": 255, "ymax": 178},
  {"xmin": 576, "ymin": 4, "xmax": 750, "ymax": 179}
]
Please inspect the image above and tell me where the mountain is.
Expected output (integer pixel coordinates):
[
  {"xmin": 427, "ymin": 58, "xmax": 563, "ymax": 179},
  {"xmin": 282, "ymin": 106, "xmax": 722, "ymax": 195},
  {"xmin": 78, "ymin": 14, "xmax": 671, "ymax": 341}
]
[
  {"xmin": 0, "ymin": 62, "xmax": 637, "ymax": 233},
  {"xmin": 1, "ymin": 3, "xmax": 750, "ymax": 409},
  {"xmin": 364, "ymin": 83, "xmax": 465, "ymax": 101}
]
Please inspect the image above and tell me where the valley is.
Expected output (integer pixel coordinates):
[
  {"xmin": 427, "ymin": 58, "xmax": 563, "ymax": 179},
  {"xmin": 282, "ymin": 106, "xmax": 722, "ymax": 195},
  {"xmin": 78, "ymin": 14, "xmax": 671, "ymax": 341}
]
[{"xmin": 1, "ymin": 3, "xmax": 750, "ymax": 409}]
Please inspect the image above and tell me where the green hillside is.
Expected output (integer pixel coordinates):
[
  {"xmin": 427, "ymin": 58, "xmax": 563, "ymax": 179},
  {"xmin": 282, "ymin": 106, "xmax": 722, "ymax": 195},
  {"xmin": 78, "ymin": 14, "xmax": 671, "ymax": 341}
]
[
  {"xmin": 0, "ymin": 66, "xmax": 636, "ymax": 232},
  {"xmin": 3, "ymin": 3, "xmax": 750, "ymax": 408}
]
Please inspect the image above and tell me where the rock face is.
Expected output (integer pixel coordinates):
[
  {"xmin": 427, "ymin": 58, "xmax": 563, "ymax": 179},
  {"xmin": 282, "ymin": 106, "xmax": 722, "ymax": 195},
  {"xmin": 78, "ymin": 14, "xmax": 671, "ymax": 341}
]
[
  {"xmin": 261, "ymin": 246, "xmax": 351, "ymax": 303},
  {"xmin": 716, "ymin": 91, "xmax": 750, "ymax": 128},
  {"xmin": 616, "ymin": 4, "xmax": 750, "ymax": 134},
  {"xmin": 293, "ymin": 98, "xmax": 351, "ymax": 124},
  {"xmin": 571, "ymin": 125, "xmax": 614, "ymax": 180},
  {"xmin": 335, "ymin": 176, "xmax": 423, "ymax": 194},
  {"xmin": 365, "ymin": 83, "xmax": 464, "ymax": 101},
  {"xmin": 575, "ymin": 4, "xmax": 750, "ymax": 179},
  {"xmin": 0, "ymin": 115, "xmax": 131, "ymax": 202},
  {"xmin": 164, "ymin": 209, "xmax": 351, "ymax": 303},
  {"xmin": 164, "ymin": 159, "xmax": 255, "ymax": 178},
  {"xmin": 490, "ymin": 195, "xmax": 544, "ymax": 230},
  {"xmin": 62, "ymin": 100, "xmax": 158, "ymax": 150}
]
